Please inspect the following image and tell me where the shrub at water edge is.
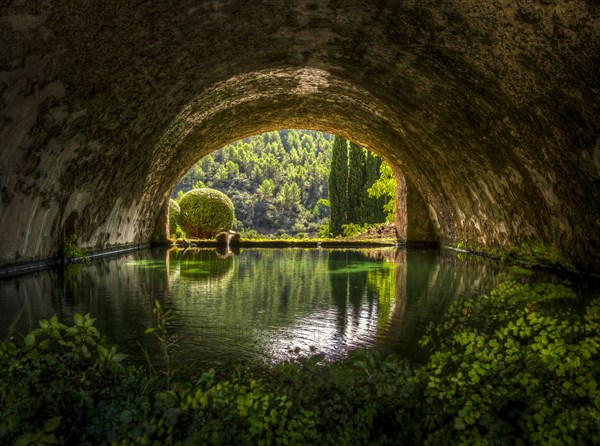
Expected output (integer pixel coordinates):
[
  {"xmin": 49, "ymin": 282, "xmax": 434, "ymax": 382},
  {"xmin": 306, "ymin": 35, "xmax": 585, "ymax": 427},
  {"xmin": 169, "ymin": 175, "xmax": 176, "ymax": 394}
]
[{"xmin": 178, "ymin": 188, "xmax": 234, "ymax": 239}]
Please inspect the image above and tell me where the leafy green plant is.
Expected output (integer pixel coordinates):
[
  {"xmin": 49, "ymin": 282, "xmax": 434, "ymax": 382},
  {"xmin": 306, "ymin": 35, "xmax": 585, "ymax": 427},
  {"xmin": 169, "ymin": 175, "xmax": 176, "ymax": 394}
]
[
  {"xmin": 318, "ymin": 222, "xmax": 332, "ymax": 238},
  {"xmin": 63, "ymin": 234, "xmax": 87, "ymax": 260},
  {"xmin": 145, "ymin": 300, "xmax": 180, "ymax": 388},
  {"xmin": 342, "ymin": 223, "xmax": 364, "ymax": 237},
  {"xmin": 0, "ymin": 313, "xmax": 127, "ymax": 444},
  {"xmin": 420, "ymin": 278, "xmax": 600, "ymax": 445},
  {"xmin": 511, "ymin": 243, "xmax": 575, "ymax": 271},
  {"xmin": 367, "ymin": 161, "xmax": 396, "ymax": 222}
]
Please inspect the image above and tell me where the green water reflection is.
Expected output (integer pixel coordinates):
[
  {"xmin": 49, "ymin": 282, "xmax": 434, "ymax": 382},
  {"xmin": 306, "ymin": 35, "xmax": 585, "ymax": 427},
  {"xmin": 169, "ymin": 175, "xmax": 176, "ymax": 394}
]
[{"xmin": 0, "ymin": 248, "xmax": 502, "ymax": 368}]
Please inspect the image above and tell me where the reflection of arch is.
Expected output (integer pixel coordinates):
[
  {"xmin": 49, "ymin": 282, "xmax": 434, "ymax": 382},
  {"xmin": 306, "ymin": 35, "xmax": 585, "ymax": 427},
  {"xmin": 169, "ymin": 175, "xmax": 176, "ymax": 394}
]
[{"xmin": 1, "ymin": 2, "xmax": 598, "ymax": 271}]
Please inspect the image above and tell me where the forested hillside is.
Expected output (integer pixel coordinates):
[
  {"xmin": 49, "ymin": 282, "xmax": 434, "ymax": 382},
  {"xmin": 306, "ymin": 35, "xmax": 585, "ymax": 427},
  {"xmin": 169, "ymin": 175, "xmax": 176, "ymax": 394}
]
[
  {"xmin": 173, "ymin": 130, "xmax": 333, "ymax": 236},
  {"xmin": 173, "ymin": 130, "xmax": 395, "ymax": 237}
]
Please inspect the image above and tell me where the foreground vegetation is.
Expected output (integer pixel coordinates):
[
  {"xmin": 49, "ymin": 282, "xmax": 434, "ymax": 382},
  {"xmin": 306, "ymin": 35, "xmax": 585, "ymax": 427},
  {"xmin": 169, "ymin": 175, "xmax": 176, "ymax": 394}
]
[{"xmin": 1, "ymin": 275, "xmax": 598, "ymax": 445}]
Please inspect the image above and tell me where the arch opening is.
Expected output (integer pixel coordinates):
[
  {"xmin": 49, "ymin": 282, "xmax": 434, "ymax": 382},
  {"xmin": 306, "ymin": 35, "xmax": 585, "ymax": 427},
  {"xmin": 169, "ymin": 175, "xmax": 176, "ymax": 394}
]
[{"xmin": 163, "ymin": 128, "xmax": 438, "ymax": 244}]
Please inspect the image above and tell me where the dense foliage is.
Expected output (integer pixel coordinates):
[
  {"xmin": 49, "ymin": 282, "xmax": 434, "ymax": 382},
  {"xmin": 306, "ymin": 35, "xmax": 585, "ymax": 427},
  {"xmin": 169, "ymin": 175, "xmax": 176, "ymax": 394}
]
[
  {"xmin": 367, "ymin": 162, "xmax": 396, "ymax": 223},
  {"xmin": 420, "ymin": 277, "xmax": 600, "ymax": 444},
  {"xmin": 178, "ymin": 188, "xmax": 234, "ymax": 239},
  {"xmin": 328, "ymin": 137, "xmax": 387, "ymax": 236},
  {"xmin": 2, "ymin": 274, "xmax": 598, "ymax": 445},
  {"xmin": 173, "ymin": 130, "xmax": 334, "ymax": 236}
]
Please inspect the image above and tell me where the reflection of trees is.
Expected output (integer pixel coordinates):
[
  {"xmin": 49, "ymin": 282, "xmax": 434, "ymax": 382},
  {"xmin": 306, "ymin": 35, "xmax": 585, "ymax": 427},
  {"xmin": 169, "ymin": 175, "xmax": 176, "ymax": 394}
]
[
  {"xmin": 327, "ymin": 250, "xmax": 389, "ymax": 352},
  {"xmin": 169, "ymin": 249, "xmax": 343, "ymax": 364},
  {"xmin": 172, "ymin": 249, "xmax": 332, "ymax": 326},
  {"xmin": 0, "ymin": 249, "xmax": 173, "ymax": 358},
  {"xmin": 366, "ymin": 259, "xmax": 396, "ymax": 335},
  {"xmin": 327, "ymin": 250, "xmax": 350, "ymax": 333},
  {"xmin": 0, "ymin": 246, "xmax": 506, "ymax": 367},
  {"xmin": 326, "ymin": 248, "xmax": 398, "ymax": 340},
  {"xmin": 379, "ymin": 249, "xmax": 501, "ymax": 362}
]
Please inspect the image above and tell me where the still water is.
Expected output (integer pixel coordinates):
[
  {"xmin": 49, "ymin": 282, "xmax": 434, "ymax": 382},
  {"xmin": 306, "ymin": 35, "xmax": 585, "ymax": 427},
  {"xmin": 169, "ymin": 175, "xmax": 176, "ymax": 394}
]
[{"xmin": 1, "ymin": 248, "xmax": 503, "ymax": 368}]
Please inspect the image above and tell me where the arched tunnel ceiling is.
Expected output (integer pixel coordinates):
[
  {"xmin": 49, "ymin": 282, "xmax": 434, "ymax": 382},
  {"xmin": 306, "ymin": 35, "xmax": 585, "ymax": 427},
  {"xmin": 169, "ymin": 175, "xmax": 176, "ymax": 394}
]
[{"xmin": 0, "ymin": 0, "xmax": 599, "ymax": 270}]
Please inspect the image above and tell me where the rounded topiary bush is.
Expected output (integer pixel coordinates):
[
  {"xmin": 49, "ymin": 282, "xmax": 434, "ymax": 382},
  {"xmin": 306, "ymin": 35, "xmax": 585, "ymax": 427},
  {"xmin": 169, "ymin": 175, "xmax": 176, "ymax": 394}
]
[
  {"xmin": 178, "ymin": 188, "xmax": 234, "ymax": 239},
  {"xmin": 169, "ymin": 198, "xmax": 181, "ymax": 237}
]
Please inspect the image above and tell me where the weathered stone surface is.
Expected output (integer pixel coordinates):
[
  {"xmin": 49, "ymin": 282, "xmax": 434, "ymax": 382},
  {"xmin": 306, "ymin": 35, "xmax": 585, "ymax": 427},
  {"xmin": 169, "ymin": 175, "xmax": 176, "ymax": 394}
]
[
  {"xmin": 395, "ymin": 170, "xmax": 438, "ymax": 244},
  {"xmin": 0, "ymin": 1, "xmax": 598, "ymax": 270}
]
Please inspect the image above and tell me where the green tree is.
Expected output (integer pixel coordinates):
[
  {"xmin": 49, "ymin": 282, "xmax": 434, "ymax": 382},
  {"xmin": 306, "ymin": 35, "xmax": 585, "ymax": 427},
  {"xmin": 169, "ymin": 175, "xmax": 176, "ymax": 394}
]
[
  {"xmin": 277, "ymin": 182, "xmax": 302, "ymax": 209},
  {"xmin": 328, "ymin": 136, "xmax": 349, "ymax": 236},
  {"xmin": 277, "ymin": 182, "xmax": 303, "ymax": 229},
  {"xmin": 256, "ymin": 178, "xmax": 275, "ymax": 199},
  {"xmin": 328, "ymin": 139, "xmax": 389, "ymax": 234},
  {"xmin": 367, "ymin": 162, "xmax": 396, "ymax": 222},
  {"xmin": 214, "ymin": 165, "xmax": 229, "ymax": 184},
  {"xmin": 347, "ymin": 142, "xmax": 367, "ymax": 224}
]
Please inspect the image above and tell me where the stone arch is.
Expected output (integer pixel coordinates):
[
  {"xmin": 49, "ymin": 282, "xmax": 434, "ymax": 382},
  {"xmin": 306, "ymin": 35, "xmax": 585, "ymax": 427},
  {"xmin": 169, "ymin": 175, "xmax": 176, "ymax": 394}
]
[
  {"xmin": 151, "ymin": 69, "xmax": 439, "ymax": 243},
  {"xmin": 0, "ymin": 1, "xmax": 598, "ymax": 271}
]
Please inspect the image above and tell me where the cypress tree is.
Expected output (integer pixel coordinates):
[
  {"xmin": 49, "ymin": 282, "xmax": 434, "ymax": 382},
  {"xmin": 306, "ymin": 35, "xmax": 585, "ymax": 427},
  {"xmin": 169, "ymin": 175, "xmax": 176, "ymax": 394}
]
[
  {"xmin": 328, "ymin": 136, "xmax": 349, "ymax": 236},
  {"xmin": 347, "ymin": 142, "xmax": 367, "ymax": 224}
]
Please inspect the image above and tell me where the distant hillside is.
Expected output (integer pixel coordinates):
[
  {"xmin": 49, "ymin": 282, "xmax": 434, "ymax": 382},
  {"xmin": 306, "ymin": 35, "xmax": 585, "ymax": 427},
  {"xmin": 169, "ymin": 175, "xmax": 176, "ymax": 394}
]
[{"xmin": 173, "ymin": 130, "xmax": 333, "ymax": 236}]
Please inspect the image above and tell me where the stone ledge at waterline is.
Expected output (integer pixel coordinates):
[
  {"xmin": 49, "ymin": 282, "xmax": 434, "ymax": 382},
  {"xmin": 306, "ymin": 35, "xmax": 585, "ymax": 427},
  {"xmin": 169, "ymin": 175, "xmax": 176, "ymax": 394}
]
[{"xmin": 173, "ymin": 238, "xmax": 417, "ymax": 249}]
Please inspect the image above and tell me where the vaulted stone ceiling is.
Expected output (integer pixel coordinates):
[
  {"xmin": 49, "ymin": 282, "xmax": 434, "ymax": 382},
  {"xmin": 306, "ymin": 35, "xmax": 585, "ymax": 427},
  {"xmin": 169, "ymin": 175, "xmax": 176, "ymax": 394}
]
[{"xmin": 0, "ymin": 1, "xmax": 598, "ymax": 270}]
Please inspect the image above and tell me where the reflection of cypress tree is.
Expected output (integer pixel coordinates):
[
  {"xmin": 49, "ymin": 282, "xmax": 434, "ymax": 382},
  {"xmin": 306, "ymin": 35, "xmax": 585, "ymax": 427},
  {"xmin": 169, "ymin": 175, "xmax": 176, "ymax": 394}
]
[
  {"xmin": 328, "ymin": 137, "xmax": 349, "ymax": 236},
  {"xmin": 366, "ymin": 262, "xmax": 395, "ymax": 335},
  {"xmin": 347, "ymin": 142, "xmax": 367, "ymax": 224},
  {"xmin": 327, "ymin": 250, "xmax": 374, "ymax": 332},
  {"xmin": 348, "ymin": 260, "xmax": 368, "ymax": 319},
  {"xmin": 327, "ymin": 250, "xmax": 349, "ymax": 331}
]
